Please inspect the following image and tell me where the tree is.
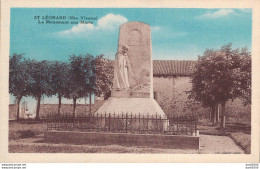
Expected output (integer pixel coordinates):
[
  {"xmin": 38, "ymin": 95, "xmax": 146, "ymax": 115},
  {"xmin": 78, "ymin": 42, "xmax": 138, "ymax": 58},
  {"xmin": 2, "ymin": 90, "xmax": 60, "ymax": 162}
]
[
  {"xmin": 233, "ymin": 47, "xmax": 251, "ymax": 105},
  {"xmin": 9, "ymin": 54, "xmax": 30, "ymax": 120},
  {"xmin": 189, "ymin": 43, "xmax": 251, "ymax": 128},
  {"xmin": 26, "ymin": 59, "xmax": 52, "ymax": 120},
  {"xmin": 92, "ymin": 55, "xmax": 114, "ymax": 99},
  {"xmin": 64, "ymin": 54, "xmax": 94, "ymax": 118},
  {"xmin": 49, "ymin": 61, "xmax": 70, "ymax": 116},
  {"xmin": 86, "ymin": 54, "xmax": 96, "ymax": 113}
]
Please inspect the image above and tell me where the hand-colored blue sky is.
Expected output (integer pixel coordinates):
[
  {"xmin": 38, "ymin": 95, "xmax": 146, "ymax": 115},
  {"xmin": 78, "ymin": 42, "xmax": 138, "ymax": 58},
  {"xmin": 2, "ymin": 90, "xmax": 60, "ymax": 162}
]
[
  {"xmin": 10, "ymin": 8, "xmax": 252, "ymax": 61},
  {"xmin": 10, "ymin": 8, "xmax": 252, "ymax": 112}
]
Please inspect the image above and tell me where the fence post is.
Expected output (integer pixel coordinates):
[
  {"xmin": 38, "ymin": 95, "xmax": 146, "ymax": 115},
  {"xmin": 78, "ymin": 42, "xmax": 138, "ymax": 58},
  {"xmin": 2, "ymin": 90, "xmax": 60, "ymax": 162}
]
[
  {"xmin": 195, "ymin": 116, "xmax": 197, "ymax": 136},
  {"xmin": 122, "ymin": 112, "xmax": 124, "ymax": 133},
  {"xmin": 97, "ymin": 113, "xmax": 99, "ymax": 132},
  {"xmin": 155, "ymin": 114, "xmax": 157, "ymax": 133},
  {"xmin": 177, "ymin": 115, "xmax": 179, "ymax": 134},
  {"xmin": 100, "ymin": 113, "xmax": 103, "ymax": 131},
  {"xmin": 190, "ymin": 114, "xmax": 192, "ymax": 135},
  {"xmin": 54, "ymin": 116, "xmax": 57, "ymax": 130},
  {"xmin": 143, "ymin": 114, "xmax": 145, "ymax": 133},
  {"xmin": 126, "ymin": 113, "xmax": 128, "ymax": 133},
  {"xmin": 113, "ymin": 112, "xmax": 115, "ymax": 131},
  {"xmin": 131, "ymin": 112, "xmax": 132, "ymax": 133},
  {"xmin": 47, "ymin": 112, "xmax": 49, "ymax": 131},
  {"xmin": 139, "ymin": 113, "xmax": 141, "ymax": 133},
  {"xmin": 147, "ymin": 114, "xmax": 149, "ymax": 132},
  {"xmin": 105, "ymin": 112, "xmax": 106, "ymax": 132},
  {"xmin": 109, "ymin": 113, "xmax": 111, "ymax": 132}
]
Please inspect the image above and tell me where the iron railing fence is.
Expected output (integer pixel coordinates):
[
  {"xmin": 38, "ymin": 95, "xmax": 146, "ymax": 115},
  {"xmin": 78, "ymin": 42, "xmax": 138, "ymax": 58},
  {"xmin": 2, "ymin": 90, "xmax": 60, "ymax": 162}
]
[{"xmin": 46, "ymin": 113, "xmax": 198, "ymax": 136}]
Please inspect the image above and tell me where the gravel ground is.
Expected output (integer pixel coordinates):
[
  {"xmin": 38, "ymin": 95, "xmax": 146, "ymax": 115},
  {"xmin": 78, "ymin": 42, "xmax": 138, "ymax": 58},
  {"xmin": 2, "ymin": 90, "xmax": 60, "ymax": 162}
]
[{"xmin": 9, "ymin": 134, "xmax": 244, "ymax": 154}]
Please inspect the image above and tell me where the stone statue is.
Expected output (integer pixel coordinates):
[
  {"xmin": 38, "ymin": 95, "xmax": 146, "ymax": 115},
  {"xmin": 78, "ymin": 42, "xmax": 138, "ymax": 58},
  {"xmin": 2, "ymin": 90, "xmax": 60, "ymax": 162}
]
[
  {"xmin": 114, "ymin": 45, "xmax": 135, "ymax": 90},
  {"xmin": 96, "ymin": 22, "xmax": 167, "ymax": 130}
]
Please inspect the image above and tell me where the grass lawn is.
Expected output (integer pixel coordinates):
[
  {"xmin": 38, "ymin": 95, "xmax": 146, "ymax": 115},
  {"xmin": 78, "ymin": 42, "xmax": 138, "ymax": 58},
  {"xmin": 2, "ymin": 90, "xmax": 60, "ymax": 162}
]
[
  {"xmin": 229, "ymin": 132, "xmax": 251, "ymax": 154},
  {"xmin": 9, "ymin": 121, "xmax": 46, "ymax": 141}
]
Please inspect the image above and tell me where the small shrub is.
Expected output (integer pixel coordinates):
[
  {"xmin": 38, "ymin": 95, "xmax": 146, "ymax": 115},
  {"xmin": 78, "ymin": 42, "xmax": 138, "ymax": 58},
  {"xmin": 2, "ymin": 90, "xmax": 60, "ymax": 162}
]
[
  {"xmin": 9, "ymin": 131, "xmax": 20, "ymax": 141},
  {"xmin": 18, "ymin": 130, "xmax": 36, "ymax": 139},
  {"xmin": 9, "ymin": 130, "xmax": 37, "ymax": 141}
]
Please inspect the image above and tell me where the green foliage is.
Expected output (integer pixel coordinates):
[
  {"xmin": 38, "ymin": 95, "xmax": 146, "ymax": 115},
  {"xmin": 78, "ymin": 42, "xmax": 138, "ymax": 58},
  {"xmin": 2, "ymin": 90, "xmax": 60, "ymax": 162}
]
[
  {"xmin": 47, "ymin": 61, "xmax": 70, "ymax": 115},
  {"xmin": 225, "ymin": 99, "xmax": 251, "ymax": 124},
  {"xmin": 190, "ymin": 43, "xmax": 251, "ymax": 107},
  {"xmin": 25, "ymin": 59, "xmax": 53, "ymax": 119},
  {"xmin": 9, "ymin": 54, "xmax": 31, "ymax": 120},
  {"xmin": 9, "ymin": 52, "xmax": 114, "ymax": 119},
  {"xmin": 25, "ymin": 59, "xmax": 52, "ymax": 98},
  {"xmin": 9, "ymin": 54, "xmax": 30, "ymax": 102},
  {"xmin": 64, "ymin": 54, "xmax": 95, "ymax": 100},
  {"xmin": 48, "ymin": 61, "xmax": 70, "ymax": 97},
  {"xmin": 18, "ymin": 130, "xmax": 37, "ymax": 139},
  {"xmin": 92, "ymin": 55, "xmax": 114, "ymax": 98}
]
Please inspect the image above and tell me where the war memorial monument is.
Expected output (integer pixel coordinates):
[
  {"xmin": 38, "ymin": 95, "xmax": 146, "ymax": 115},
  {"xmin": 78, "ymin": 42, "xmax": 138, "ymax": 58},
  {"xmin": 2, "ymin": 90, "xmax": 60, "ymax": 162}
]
[
  {"xmin": 96, "ymin": 21, "xmax": 166, "ymax": 118},
  {"xmin": 44, "ymin": 21, "xmax": 199, "ymax": 149}
]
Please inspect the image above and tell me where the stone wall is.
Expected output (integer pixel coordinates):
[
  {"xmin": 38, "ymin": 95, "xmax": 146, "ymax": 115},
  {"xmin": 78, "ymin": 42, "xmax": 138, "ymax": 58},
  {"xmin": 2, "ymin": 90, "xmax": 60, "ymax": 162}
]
[
  {"xmin": 9, "ymin": 103, "xmax": 101, "ymax": 120},
  {"xmin": 153, "ymin": 76, "xmax": 194, "ymax": 116},
  {"xmin": 39, "ymin": 104, "xmax": 94, "ymax": 118},
  {"xmin": 9, "ymin": 104, "xmax": 17, "ymax": 120},
  {"xmin": 9, "ymin": 104, "xmax": 30, "ymax": 119},
  {"xmin": 153, "ymin": 76, "xmax": 251, "ymax": 123}
]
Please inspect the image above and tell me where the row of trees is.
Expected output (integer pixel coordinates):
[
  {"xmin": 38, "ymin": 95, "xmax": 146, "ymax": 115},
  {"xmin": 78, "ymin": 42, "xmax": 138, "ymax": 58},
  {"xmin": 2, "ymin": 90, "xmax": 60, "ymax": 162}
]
[
  {"xmin": 9, "ymin": 53, "xmax": 114, "ymax": 120},
  {"xmin": 10, "ymin": 43, "xmax": 251, "ymax": 129},
  {"xmin": 189, "ymin": 43, "xmax": 251, "ymax": 128}
]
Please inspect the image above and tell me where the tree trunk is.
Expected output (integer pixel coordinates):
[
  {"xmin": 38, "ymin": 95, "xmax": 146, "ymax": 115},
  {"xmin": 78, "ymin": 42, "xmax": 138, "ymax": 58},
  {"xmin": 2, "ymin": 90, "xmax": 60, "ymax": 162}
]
[
  {"xmin": 211, "ymin": 104, "xmax": 215, "ymax": 125},
  {"xmin": 89, "ymin": 92, "xmax": 92, "ymax": 113},
  {"xmin": 215, "ymin": 103, "xmax": 219, "ymax": 124},
  {"xmin": 73, "ymin": 97, "xmax": 77, "ymax": 120},
  {"xmin": 16, "ymin": 96, "xmax": 22, "ymax": 121},
  {"xmin": 209, "ymin": 107, "xmax": 211, "ymax": 120},
  {"xmin": 221, "ymin": 101, "xmax": 226, "ymax": 129},
  {"xmin": 58, "ymin": 94, "xmax": 62, "ymax": 116},
  {"xmin": 35, "ymin": 95, "xmax": 41, "ymax": 120},
  {"xmin": 217, "ymin": 104, "xmax": 220, "ymax": 122}
]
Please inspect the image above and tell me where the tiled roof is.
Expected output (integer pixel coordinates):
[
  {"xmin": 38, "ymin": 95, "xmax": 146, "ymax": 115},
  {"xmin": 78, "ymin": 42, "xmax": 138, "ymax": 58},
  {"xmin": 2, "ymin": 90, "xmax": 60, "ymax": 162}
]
[
  {"xmin": 153, "ymin": 60, "xmax": 196, "ymax": 76},
  {"xmin": 111, "ymin": 60, "xmax": 196, "ymax": 76}
]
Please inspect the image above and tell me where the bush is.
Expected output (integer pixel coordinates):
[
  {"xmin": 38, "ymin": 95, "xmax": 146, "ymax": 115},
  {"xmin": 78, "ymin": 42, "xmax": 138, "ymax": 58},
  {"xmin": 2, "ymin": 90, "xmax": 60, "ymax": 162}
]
[
  {"xmin": 18, "ymin": 130, "xmax": 36, "ymax": 139},
  {"xmin": 9, "ymin": 131, "xmax": 21, "ymax": 141},
  {"xmin": 9, "ymin": 129, "xmax": 38, "ymax": 141}
]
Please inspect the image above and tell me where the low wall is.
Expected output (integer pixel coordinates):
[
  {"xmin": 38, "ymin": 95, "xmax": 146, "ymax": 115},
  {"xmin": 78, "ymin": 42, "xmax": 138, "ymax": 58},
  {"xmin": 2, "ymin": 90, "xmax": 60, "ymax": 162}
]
[{"xmin": 44, "ymin": 131, "xmax": 199, "ymax": 149}]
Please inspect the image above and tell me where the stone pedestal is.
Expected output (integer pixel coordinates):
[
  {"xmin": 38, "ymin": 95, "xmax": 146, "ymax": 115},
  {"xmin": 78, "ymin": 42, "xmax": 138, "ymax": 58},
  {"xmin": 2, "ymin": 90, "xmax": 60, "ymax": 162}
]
[{"xmin": 96, "ymin": 97, "xmax": 165, "ymax": 117}]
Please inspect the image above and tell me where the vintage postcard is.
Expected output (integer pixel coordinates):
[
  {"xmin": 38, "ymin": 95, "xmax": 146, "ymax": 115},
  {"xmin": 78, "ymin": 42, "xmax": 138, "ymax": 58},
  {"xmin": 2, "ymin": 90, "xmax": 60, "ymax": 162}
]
[{"xmin": 0, "ymin": 0, "xmax": 259, "ymax": 163}]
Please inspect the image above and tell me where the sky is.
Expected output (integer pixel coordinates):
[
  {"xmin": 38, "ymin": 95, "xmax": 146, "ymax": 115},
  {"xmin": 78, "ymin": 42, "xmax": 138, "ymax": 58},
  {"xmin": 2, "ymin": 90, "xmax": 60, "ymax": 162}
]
[{"xmin": 10, "ymin": 8, "xmax": 252, "ymax": 113}]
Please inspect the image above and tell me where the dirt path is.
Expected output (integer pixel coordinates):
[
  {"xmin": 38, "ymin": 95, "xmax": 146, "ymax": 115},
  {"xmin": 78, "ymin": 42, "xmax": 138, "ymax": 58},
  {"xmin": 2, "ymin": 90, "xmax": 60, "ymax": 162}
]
[
  {"xmin": 9, "ymin": 134, "xmax": 244, "ymax": 154},
  {"xmin": 199, "ymin": 134, "xmax": 244, "ymax": 154}
]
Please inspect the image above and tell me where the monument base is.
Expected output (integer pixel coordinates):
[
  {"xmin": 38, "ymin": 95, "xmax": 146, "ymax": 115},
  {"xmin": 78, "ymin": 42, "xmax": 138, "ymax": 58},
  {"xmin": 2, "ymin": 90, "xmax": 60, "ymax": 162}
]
[
  {"xmin": 44, "ymin": 131, "xmax": 200, "ymax": 149},
  {"xmin": 95, "ymin": 97, "xmax": 166, "ymax": 118}
]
